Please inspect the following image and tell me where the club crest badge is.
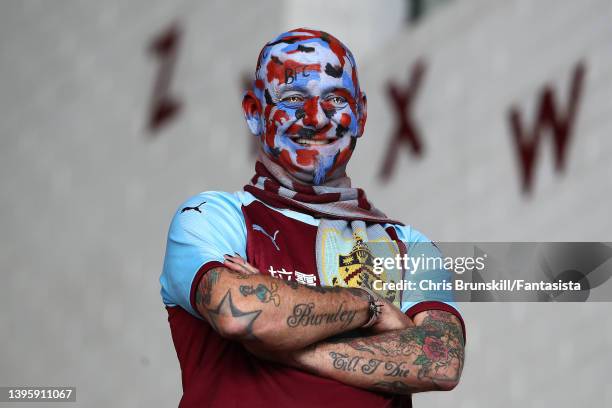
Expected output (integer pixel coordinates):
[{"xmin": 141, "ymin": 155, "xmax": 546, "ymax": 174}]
[
  {"xmin": 337, "ymin": 236, "xmax": 378, "ymax": 287},
  {"xmin": 335, "ymin": 236, "xmax": 398, "ymax": 304}
]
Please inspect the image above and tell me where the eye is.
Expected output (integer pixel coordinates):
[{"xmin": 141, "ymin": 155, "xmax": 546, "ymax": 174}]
[
  {"xmin": 281, "ymin": 95, "xmax": 304, "ymax": 104},
  {"xmin": 326, "ymin": 95, "xmax": 347, "ymax": 106}
]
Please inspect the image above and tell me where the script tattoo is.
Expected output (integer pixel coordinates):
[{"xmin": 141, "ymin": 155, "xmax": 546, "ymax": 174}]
[
  {"xmin": 329, "ymin": 352, "xmax": 361, "ymax": 372},
  {"xmin": 327, "ymin": 352, "xmax": 408, "ymax": 377},
  {"xmin": 384, "ymin": 361, "xmax": 410, "ymax": 377},
  {"xmin": 361, "ymin": 358, "xmax": 383, "ymax": 374},
  {"xmin": 286, "ymin": 302, "xmax": 357, "ymax": 329},
  {"xmin": 322, "ymin": 310, "xmax": 464, "ymax": 392}
]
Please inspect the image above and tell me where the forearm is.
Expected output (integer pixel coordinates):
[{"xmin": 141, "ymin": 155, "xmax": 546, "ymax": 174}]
[
  {"xmin": 195, "ymin": 266, "xmax": 371, "ymax": 350},
  {"xmin": 255, "ymin": 310, "xmax": 465, "ymax": 395}
]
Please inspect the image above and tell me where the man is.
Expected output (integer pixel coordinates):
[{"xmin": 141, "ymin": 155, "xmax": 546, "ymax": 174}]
[{"xmin": 161, "ymin": 28, "xmax": 465, "ymax": 407}]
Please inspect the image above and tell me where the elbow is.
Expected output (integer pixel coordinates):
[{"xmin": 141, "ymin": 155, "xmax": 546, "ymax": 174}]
[
  {"xmin": 434, "ymin": 357, "xmax": 464, "ymax": 391},
  {"xmin": 194, "ymin": 270, "xmax": 294, "ymax": 349},
  {"xmin": 212, "ymin": 315, "xmax": 271, "ymax": 343},
  {"xmin": 215, "ymin": 317, "xmax": 296, "ymax": 350},
  {"xmin": 195, "ymin": 268, "xmax": 261, "ymax": 341},
  {"xmin": 213, "ymin": 315, "xmax": 258, "ymax": 341},
  {"xmin": 434, "ymin": 376, "xmax": 460, "ymax": 391}
]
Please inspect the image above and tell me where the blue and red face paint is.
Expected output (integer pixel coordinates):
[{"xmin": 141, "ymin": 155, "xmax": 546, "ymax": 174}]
[{"xmin": 243, "ymin": 28, "xmax": 367, "ymax": 185}]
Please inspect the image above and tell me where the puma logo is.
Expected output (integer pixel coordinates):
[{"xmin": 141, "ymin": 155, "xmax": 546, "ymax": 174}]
[
  {"xmin": 181, "ymin": 201, "xmax": 206, "ymax": 213},
  {"xmin": 252, "ymin": 224, "xmax": 280, "ymax": 251}
]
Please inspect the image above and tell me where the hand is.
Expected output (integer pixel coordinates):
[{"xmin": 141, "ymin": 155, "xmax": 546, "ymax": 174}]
[
  {"xmin": 368, "ymin": 295, "xmax": 414, "ymax": 333},
  {"xmin": 223, "ymin": 254, "xmax": 260, "ymax": 275}
]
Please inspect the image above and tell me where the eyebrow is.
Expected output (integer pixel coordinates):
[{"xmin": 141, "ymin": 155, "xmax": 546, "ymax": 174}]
[
  {"xmin": 325, "ymin": 86, "xmax": 352, "ymax": 94},
  {"xmin": 277, "ymin": 84, "xmax": 353, "ymax": 96},
  {"xmin": 277, "ymin": 83, "xmax": 308, "ymax": 93}
]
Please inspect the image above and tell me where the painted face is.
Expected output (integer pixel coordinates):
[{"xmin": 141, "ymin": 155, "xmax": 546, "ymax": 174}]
[{"xmin": 243, "ymin": 28, "xmax": 367, "ymax": 185}]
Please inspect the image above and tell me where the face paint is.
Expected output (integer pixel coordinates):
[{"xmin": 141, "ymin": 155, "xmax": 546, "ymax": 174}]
[{"xmin": 244, "ymin": 28, "xmax": 367, "ymax": 185}]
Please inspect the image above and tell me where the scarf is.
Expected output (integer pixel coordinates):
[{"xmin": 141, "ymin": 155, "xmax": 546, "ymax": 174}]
[{"xmin": 244, "ymin": 153, "xmax": 405, "ymax": 304}]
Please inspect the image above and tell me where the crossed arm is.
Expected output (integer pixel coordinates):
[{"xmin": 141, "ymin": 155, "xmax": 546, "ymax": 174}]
[
  {"xmin": 260, "ymin": 310, "xmax": 465, "ymax": 394},
  {"xmin": 194, "ymin": 258, "xmax": 397, "ymax": 350},
  {"xmin": 194, "ymin": 255, "xmax": 464, "ymax": 394}
]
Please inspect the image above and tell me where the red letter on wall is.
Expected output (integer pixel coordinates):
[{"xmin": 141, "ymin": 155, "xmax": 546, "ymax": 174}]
[
  {"xmin": 508, "ymin": 62, "xmax": 586, "ymax": 194},
  {"xmin": 147, "ymin": 22, "xmax": 183, "ymax": 133},
  {"xmin": 380, "ymin": 60, "xmax": 426, "ymax": 182}
]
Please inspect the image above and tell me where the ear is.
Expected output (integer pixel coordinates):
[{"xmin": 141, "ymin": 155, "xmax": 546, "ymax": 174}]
[
  {"xmin": 357, "ymin": 91, "xmax": 367, "ymax": 137},
  {"xmin": 242, "ymin": 90, "xmax": 263, "ymax": 136}
]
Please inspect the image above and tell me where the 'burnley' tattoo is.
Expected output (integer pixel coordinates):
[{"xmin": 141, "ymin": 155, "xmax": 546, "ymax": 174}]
[{"xmin": 286, "ymin": 302, "xmax": 357, "ymax": 329}]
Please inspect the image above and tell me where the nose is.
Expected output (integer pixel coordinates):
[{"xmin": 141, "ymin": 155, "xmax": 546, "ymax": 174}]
[{"xmin": 301, "ymin": 97, "xmax": 329, "ymax": 129}]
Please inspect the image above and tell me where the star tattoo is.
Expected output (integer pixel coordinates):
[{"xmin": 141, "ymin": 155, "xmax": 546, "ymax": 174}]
[{"xmin": 207, "ymin": 291, "xmax": 262, "ymax": 340}]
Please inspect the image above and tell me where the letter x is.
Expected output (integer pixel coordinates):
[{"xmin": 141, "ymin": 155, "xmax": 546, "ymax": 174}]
[{"xmin": 380, "ymin": 60, "xmax": 426, "ymax": 181}]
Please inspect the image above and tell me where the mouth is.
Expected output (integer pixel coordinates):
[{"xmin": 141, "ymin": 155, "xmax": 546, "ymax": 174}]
[{"xmin": 291, "ymin": 137, "xmax": 338, "ymax": 146}]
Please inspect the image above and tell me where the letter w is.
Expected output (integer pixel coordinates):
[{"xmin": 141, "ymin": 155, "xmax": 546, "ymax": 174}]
[{"xmin": 508, "ymin": 62, "xmax": 586, "ymax": 194}]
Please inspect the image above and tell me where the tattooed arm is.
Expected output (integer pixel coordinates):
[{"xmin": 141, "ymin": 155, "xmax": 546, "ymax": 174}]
[
  {"xmin": 194, "ymin": 261, "xmax": 408, "ymax": 351},
  {"xmin": 248, "ymin": 310, "xmax": 465, "ymax": 394}
]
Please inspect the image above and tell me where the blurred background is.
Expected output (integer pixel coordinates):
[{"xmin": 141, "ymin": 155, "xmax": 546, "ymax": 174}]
[{"xmin": 1, "ymin": 0, "xmax": 611, "ymax": 406}]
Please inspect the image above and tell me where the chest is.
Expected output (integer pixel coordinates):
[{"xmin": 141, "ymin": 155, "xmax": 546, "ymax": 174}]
[{"xmin": 242, "ymin": 201, "xmax": 321, "ymax": 286}]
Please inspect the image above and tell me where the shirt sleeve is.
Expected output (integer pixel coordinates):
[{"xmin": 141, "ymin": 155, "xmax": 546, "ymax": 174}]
[
  {"xmin": 388, "ymin": 224, "xmax": 466, "ymax": 340},
  {"xmin": 160, "ymin": 191, "xmax": 247, "ymax": 318}
]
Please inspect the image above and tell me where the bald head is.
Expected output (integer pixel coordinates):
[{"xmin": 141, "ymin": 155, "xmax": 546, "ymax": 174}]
[{"xmin": 243, "ymin": 28, "xmax": 367, "ymax": 185}]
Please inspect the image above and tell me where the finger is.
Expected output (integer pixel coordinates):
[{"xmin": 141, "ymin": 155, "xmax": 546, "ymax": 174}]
[
  {"xmin": 230, "ymin": 253, "xmax": 247, "ymax": 264},
  {"xmin": 223, "ymin": 258, "xmax": 246, "ymax": 273},
  {"xmin": 223, "ymin": 255, "xmax": 251, "ymax": 273},
  {"xmin": 242, "ymin": 262, "xmax": 259, "ymax": 274},
  {"xmin": 223, "ymin": 254, "xmax": 240, "ymax": 263},
  {"xmin": 225, "ymin": 258, "xmax": 258, "ymax": 275},
  {"xmin": 228, "ymin": 254, "xmax": 260, "ymax": 274},
  {"xmin": 226, "ymin": 260, "xmax": 254, "ymax": 275}
]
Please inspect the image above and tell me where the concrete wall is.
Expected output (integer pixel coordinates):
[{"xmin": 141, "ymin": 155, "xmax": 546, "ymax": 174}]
[{"xmin": 1, "ymin": 0, "xmax": 610, "ymax": 406}]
